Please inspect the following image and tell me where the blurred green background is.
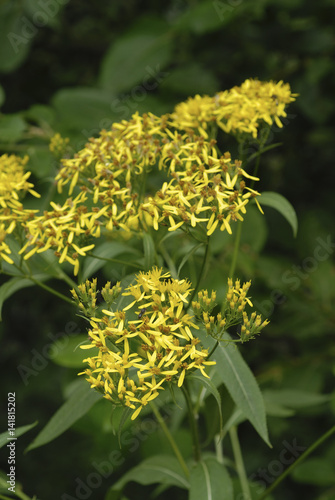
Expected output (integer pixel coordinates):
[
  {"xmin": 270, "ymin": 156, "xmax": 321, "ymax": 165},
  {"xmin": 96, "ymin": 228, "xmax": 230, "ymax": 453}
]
[{"xmin": 1, "ymin": 0, "xmax": 334, "ymax": 499}]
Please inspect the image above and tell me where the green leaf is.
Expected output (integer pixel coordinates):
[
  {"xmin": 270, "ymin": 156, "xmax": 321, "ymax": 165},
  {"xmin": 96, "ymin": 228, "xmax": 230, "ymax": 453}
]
[
  {"xmin": 110, "ymin": 455, "xmax": 190, "ymax": 496},
  {"xmin": 81, "ymin": 241, "xmax": 141, "ymax": 281},
  {"xmin": 188, "ymin": 374, "xmax": 223, "ymax": 433},
  {"xmin": 25, "ymin": 104, "xmax": 56, "ymax": 128},
  {"xmin": 0, "ymin": 114, "xmax": 26, "ymax": 142},
  {"xmin": 25, "ymin": 147, "xmax": 54, "ymax": 178},
  {"xmin": 26, "ymin": 380, "xmax": 101, "ymax": 451},
  {"xmin": 99, "ymin": 33, "xmax": 173, "ymax": 93},
  {"xmin": 0, "ymin": 422, "xmax": 37, "ymax": 449},
  {"xmin": 177, "ymin": 243, "xmax": 203, "ymax": 276},
  {"xmin": 49, "ymin": 334, "xmax": 98, "ymax": 368},
  {"xmin": 258, "ymin": 191, "xmax": 298, "ymax": 237},
  {"xmin": 0, "ymin": 84, "xmax": 5, "ymax": 107},
  {"xmin": 292, "ymin": 458, "xmax": 335, "ymax": 486},
  {"xmin": 23, "ymin": 0, "xmax": 64, "ymax": 28},
  {"xmin": 221, "ymin": 408, "xmax": 246, "ymax": 437},
  {"xmin": 190, "ymin": 456, "xmax": 233, "ymax": 500},
  {"xmin": 175, "ymin": 1, "xmax": 225, "ymax": 34},
  {"xmin": 143, "ymin": 232, "xmax": 156, "ymax": 270},
  {"xmin": 161, "ymin": 63, "xmax": 219, "ymax": 96},
  {"xmin": 51, "ymin": 87, "xmax": 117, "ymax": 133},
  {"xmin": 0, "ymin": 276, "xmax": 47, "ymax": 321},
  {"xmin": 240, "ymin": 205, "xmax": 268, "ymax": 253},
  {"xmin": 198, "ymin": 330, "xmax": 271, "ymax": 446},
  {"xmin": 262, "ymin": 389, "xmax": 331, "ymax": 409},
  {"xmin": 264, "ymin": 400, "xmax": 295, "ymax": 418},
  {"xmin": 117, "ymin": 407, "xmax": 133, "ymax": 448},
  {"xmin": 0, "ymin": 3, "xmax": 31, "ymax": 73}
]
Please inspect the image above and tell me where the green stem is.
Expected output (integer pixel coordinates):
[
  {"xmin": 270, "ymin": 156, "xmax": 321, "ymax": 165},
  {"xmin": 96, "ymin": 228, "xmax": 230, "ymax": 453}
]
[
  {"xmin": 6, "ymin": 263, "xmax": 74, "ymax": 305},
  {"xmin": 86, "ymin": 252, "xmax": 143, "ymax": 269},
  {"xmin": 229, "ymin": 426, "xmax": 252, "ymax": 500},
  {"xmin": 182, "ymin": 382, "xmax": 201, "ymax": 462},
  {"xmin": 41, "ymin": 180, "xmax": 57, "ymax": 212},
  {"xmin": 188, "ymin": 236, "xmax": 210, "ymax": 307},
  {"xmin": 250, "ymin": 152, "xmax": 261, "ymax": 191},
  {"xmin": 59, "ymin": 271, "xmax": 78, "ymax": 291},
  {"xmin": 159, "ymin": 240, "xmax": 178, "ymax": 278},
  {"xmin": 207, "ymin": 340, "xmax": 219, "ymax": 360},
  {"xmin": 29, "ymin": 277, "xmax": 73, "ymax": 305},
  {"xmin": 150, "ymin": 402, "xmax": 189, "ymax": 479},
  {"xmin": 139, "ymin": 167, "xmax": 148, "ymax": 204},
  {"xmin": 259, "ymin": 424, "xmax": 335, "ymax": 500},
  {"xmin": 215, "ymin": 433, "xmax": 224, "ymax": 464},
  {"xmin": 228, "ymin": 222, "xmax": 242, "ymax": 280}
]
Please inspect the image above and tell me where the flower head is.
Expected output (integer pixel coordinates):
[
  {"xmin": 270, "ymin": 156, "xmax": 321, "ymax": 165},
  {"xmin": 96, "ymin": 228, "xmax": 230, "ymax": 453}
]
[
  {"xmin": 193, "ymin": 278, "xmax": 269, "ymax": 342},
  {"xmin": 170, "ymin": 79, "xmax": 297, "ymax": 139},
  {"xmin": 77, "ymin": 268, "xmax": 215, "ymax": 419},
  {"xmin": 0, "ymin": 154, "xmax": 40, "ymax": 209}
]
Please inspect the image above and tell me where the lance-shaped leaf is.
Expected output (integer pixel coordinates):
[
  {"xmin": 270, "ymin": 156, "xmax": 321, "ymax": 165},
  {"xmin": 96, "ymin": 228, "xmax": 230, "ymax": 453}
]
[
  {"xmin": 257, "ymin": 191, "xmax": 298, "ymax": 237},
  {"xmin": 198, "ymin": 330, "xmax": 270, "ymax": 447},
  {"xmin": 107, "ymin": 455, "xmax": 190, "ymax": 499},
  {"xmin": 190, "ymin": 455, "xmax": 233, "ymax": 500},
  {"xmin": 26, "ymin": 380, "xmax": 101, "ymax": 451}
]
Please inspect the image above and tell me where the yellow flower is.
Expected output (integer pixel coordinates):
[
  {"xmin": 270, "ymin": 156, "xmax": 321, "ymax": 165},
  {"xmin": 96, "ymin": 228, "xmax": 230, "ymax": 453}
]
[
  {"xmin": 49, "ymin": 133, "xmax": 70, "ymax": 157},
  {"xmin": 0, "ymin": 154, "xmax": 40, "ymax": 209},
  {"xmin": 170, "ymin": 79, "xmax": 297, "ymax": 140},
  {"xmin": 194, "ymin": 278, "xmax": 269, "ymax": 342},
  {"xmin": 77, "ymin": 268, "xmax": 216, "ymax": 419},
  {"xmin": 140, "ymin": 140, "xmax": 259, "ymax": 236},
  {"xmin": 0, "ymin": 154, "xmax": 41, "ymax": 265},
  {"xmin": 0, "ymin": 224, "xmax": 14, "ymax": 264}
]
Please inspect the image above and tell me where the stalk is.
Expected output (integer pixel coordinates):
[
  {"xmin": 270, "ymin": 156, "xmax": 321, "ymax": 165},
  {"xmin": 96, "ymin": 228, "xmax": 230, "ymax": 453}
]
[
  {"xmin": 150, "ymin": 402, "xmax": 190, "ymax": 479},
  {"xmin": 182, "ymin": 382, "xmax": 201, "ymax": 462},
  {"xmin": 29, "ymin": 277, "xmax": 74, "ymax": 305},
  {"xmin": 187, "ymin": 236, "xmax": 210, "ymax": 307},
  {"xmin": 229, "ymin": 426, "xmax": 251, "ymax": 500},
  {"xmin": 259, "ymin": 424, "xmax": 335, "ymax": 500},
  {"xmin": 228, "ymin": 221, "xmax": 242, "ymax": 280}
]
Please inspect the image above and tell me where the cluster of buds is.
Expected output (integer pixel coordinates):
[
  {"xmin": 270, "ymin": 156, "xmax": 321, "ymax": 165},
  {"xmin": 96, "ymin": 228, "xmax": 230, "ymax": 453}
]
[
  {"xmin": 240, "ymin": 311, "xmax": 269, "ymax": 342},
  {"xmin": 192, "ymin": 289, "xmax": 226, "ymax": 337},
  {"xmin": 49, "ymin": 133, "xmax": 70, "ymax": 158},
  {"xmin": 101, "ymin": 281, "xmax": 122, "ymax": 307},
  {"xmin": 192, "ymin": 278, "xmax": 269, "ymax": 343},
  {"xmin": 71, "ymin": 278, "xmax": 98, "ymax": 317},
  {"xmin": 222, "ymin": 278, "xmax": 253, "ymax": 327},
  {"xmin": 192, "ymin": 289, "xmax": 217, "ymax": 319}
]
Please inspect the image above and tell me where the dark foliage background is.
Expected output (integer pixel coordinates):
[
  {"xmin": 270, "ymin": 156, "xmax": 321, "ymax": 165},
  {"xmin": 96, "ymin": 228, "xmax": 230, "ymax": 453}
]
[{"xmin": 0, "ymin": 0, "xmax": 334, "ymax": 499}]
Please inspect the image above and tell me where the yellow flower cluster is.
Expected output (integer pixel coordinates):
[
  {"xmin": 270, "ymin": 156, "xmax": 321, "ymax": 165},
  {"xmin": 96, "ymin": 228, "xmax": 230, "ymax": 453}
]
[
  {"xmin": 192, "ymin": 278, "xmax": 269, "ymax": 342},
  {"xmin": 171, "ymin": 79, "xmax": 297, "ymax": 139},
  {"xmin": 18, "ymin": 192, "xmax": 98, "ymax": 275},
  {"xmin": 74, "ymin": 268, "xmax": 215, "ymax": 420},
  {"xmin": 0, "ymin": 79, "xmax": 296, "ymax": 274},
  {"xmin": 0, "ymin": 154, "xmax": 40, "ymax": 209},
  {"xmin": 48, "ymin": 112, "xmax": 261, "ymax": 271},
  {"xmin": 140, "ymin": 137, "xmax": 260, "ymax": 235},
  {"xmin": 55, "ymin": 112, "xmax": 168, "ymax": 233},
  {"xmin": 49, "ymin": 132, "xmax": 70, "ymax": 157},
  {"xmin": 0, "ymin": 152, "xmax": 106, "ymax": 273},
  {"xmin": 0, "ymin": 154, "xmax": 40, "ymax": 265}
]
